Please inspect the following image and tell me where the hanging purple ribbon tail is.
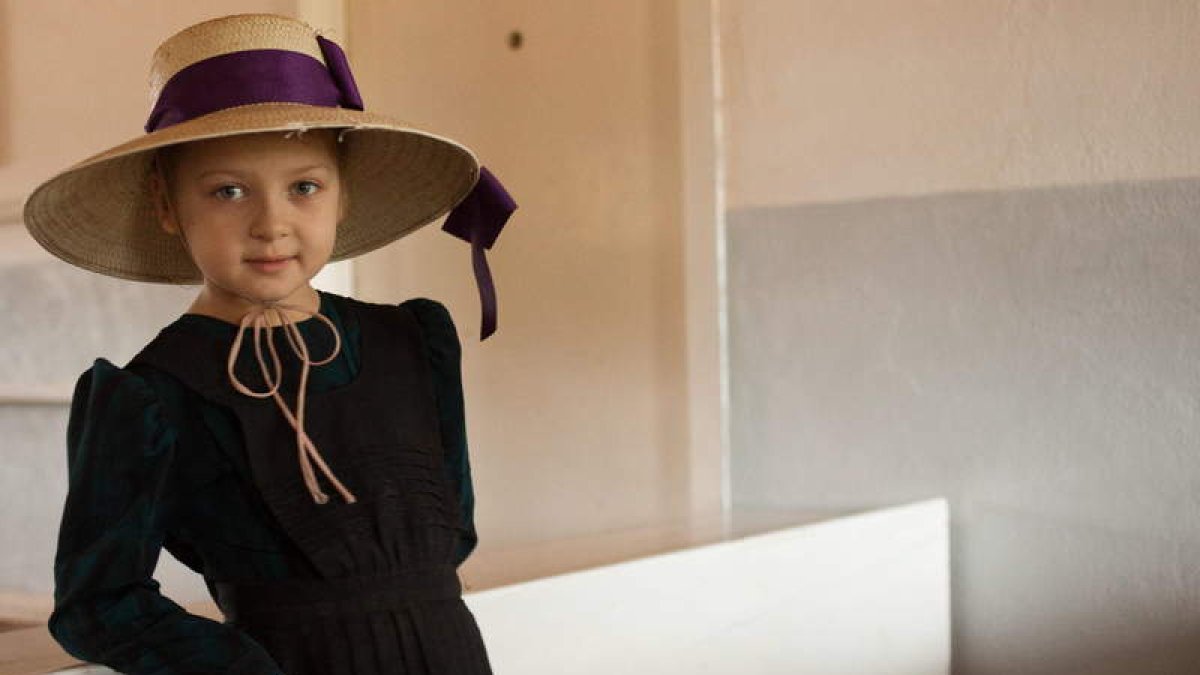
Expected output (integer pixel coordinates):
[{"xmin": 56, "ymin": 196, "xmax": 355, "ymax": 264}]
[{"xmin": 442, "ymin": 167, "xmax": 517, "ymax": 340}]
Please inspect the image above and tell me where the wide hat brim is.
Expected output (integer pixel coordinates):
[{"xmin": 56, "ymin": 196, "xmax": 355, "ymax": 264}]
[{"xmin": 23, "ymin": 102, "xmax": 479, "ymax": 283}]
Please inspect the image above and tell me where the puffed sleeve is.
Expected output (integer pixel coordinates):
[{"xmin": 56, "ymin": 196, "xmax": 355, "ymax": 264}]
[
  {"xmin": 49, "ymin": 358, "xmax": 284, "ymax": 674},
  {"xmin": 405, "ymin": 298, "xmax": 479, "ymax": 565}
]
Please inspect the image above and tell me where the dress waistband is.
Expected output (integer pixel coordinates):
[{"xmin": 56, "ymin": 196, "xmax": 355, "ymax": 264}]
[{"xmin": 214, "ymin": 565, "xmax": 463, "ymax": 628}]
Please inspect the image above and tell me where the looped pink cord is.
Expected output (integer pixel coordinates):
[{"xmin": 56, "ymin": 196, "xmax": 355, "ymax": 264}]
[{"xmin": 226, "ymin": 302, "xmax": 356, "ymax": 505}]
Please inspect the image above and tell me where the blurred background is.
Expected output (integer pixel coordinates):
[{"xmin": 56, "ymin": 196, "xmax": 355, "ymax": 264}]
[{"xmin": 3, "ymin": 1, "xmax": 1200, "ymax": 673}]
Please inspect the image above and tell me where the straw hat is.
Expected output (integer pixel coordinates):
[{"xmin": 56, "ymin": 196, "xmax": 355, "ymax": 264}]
[{"xmin": 22, "ymin": 13, "xmax": 495, "ymax": 287}]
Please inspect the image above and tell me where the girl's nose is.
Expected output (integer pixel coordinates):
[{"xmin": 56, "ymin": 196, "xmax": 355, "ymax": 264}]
[{"xmin": 249, "ymin": 194, "xmax": 292, "ymax": 241}]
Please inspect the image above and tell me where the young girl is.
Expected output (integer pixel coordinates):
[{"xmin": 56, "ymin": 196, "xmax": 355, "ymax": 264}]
[{"xmin": 23, "ymin": 13, "xmax": 513, "ymax": 675}]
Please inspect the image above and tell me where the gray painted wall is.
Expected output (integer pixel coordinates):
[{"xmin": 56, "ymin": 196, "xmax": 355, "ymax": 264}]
[
  {"xmin": 729, "ymin": 179, "xmax": 1200, "ymax": 674},
  {"xmin": 1, "ymin": 261, "xmax": 192, "ymax": 593}
]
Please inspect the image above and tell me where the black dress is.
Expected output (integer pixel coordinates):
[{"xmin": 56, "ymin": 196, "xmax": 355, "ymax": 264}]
[{"xmin": 49, "ymin": 292, "xmax": 493, "ymax": 674}]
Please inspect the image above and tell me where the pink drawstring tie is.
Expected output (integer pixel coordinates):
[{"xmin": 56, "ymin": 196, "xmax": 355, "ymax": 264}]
[{"xmin": 226, "ymin": 302, "xmax": 356, "ymax": 505}]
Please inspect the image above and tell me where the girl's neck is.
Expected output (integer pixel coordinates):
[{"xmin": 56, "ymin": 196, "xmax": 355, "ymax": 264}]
[{"xmin": 188, "ymin": 282, "xmax": 321, "ymax": 326}]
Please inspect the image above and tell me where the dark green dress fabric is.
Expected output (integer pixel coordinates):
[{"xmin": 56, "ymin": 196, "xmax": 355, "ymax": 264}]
[{"xmin": 48, "ymin": 292, "xmax": 479, "ymax": 674}]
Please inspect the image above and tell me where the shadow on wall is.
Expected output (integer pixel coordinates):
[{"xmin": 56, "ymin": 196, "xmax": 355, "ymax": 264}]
[
  {"xmin": 1043, "ymin": 623, "xmax": 1200, "ymax": 675},
  {"xmin": 951, "ymin": 504, "xmax": 1200, "ymax": 675},
  {"xmin": 1054, "ymin": 627, "xmax": 1200, "ymax": 675}
]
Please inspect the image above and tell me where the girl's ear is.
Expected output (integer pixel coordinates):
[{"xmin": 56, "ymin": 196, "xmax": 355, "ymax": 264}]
[{"xmin": 148, "ymin": 159, "xmax": 179, "ymax": 235}]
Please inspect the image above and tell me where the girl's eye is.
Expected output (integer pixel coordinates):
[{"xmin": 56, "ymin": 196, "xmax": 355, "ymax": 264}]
[
  {"xmin": 292, "ymin": 180, "xmax": 321, "ymax": 197},
  {"xmin": 214, "ymin": 185, "xmax": 245, "ymax": 201}
]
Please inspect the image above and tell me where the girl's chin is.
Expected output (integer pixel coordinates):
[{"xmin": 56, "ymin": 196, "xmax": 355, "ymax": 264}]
[{"xmin": 205, "ymin": 279, "xmax": 316, "ymax": 310}]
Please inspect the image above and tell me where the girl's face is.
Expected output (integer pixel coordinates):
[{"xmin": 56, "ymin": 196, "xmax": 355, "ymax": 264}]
[{"xmin": 157, "ymin": 130, "xmax": 342, "ymax": 319}]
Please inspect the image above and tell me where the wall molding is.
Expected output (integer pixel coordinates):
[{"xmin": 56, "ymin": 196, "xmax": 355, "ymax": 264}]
[
  {"xmin": 678, "ymin": 0, "xmax": 728, "ymax": 517},
  {"xmin": 0, "ymin": 385, "xmax": 73, "ymax": 406},
  {"xmin": 0, "ymin": 196, "xmax": 59, "ymax": 266}
]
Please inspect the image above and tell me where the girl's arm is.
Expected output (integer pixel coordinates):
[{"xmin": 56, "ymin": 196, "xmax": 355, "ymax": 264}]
[{"xmin": 49, "ymin": 360, "xmax": 283, "ymax": 674}]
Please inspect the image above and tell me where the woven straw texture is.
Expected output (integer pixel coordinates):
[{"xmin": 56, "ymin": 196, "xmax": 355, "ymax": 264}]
[{"xmin": 150, "ymin": 14, "xmax": 325, "ymax": 101}]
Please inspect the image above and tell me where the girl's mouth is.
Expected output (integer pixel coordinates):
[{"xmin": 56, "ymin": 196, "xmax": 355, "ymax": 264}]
[{"xmin": 245, "ymin": 256, "xmax": 296, "ymax": 273}]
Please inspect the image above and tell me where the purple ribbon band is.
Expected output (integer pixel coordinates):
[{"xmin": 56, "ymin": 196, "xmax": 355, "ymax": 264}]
[
  {"xmin": 146, "ymin": 36, "xmax": 362, "ymax": 132},
  {"xmin": 443, "ymin": 167, "xmax": 518, "ymax": 341}
]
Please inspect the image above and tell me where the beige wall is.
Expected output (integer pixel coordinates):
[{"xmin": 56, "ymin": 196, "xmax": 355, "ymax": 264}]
[
  {"xmin": 722, "ymin": 1, "xmax": 1200, "ymax": 673},
  {"xmin": 723, "ymin": 0, "xmax": 1200, "ymax": 208},
  {"xmin": 350, "ymin": 0, "xmax": 698, "ymax": 545}
]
